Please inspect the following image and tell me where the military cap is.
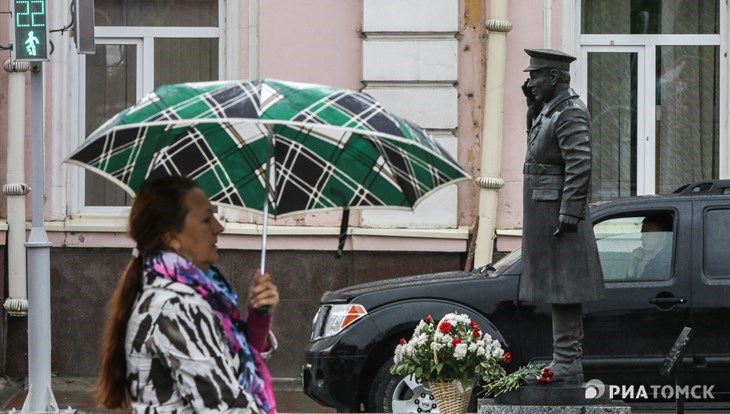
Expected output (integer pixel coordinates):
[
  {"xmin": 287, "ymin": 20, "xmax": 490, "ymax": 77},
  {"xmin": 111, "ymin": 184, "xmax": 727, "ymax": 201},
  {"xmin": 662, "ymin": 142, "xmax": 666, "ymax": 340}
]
[{"xmin": 523, "ymin": 48, "xmax": 576, "ymax": 72}]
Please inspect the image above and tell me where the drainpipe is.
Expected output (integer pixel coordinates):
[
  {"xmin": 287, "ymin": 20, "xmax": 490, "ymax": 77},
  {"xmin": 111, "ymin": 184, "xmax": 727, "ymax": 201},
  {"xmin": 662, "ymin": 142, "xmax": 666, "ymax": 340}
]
[
  {"xmin": 473, "ymin": 0, "xmax": 511, "ymax": 267},
  {"xmin": 249, "ymin": 0, "xmax": 259, "ymax": 79},
  {"xmin": 3, "ymin": 57, "xmax": 30, "ymax": 317}
]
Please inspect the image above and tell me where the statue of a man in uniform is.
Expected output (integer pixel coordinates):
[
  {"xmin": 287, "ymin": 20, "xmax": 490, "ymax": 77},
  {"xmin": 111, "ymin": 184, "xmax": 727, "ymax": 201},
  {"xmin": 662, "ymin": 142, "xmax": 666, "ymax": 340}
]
[{"xmin": 519, "ymin": 49, "xmax": 605, "ymax": 383}]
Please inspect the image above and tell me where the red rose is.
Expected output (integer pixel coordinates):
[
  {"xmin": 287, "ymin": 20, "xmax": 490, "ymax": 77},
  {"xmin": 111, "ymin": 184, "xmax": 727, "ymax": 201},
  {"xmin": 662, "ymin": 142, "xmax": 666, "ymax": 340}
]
[
  {"xmin": 470, "ymin": 321, "xmax": 480, "ymax": 331},
  {"xmin": 451, "ymin": 337, "xmax": 462, "ymax": 346},
  {"xmin": 536, "ymin": 367, "xmax": 554, "ymax": 384},
  {"xmin": 399, "ymin": 338, "xmax": 407, "ymax": 345},
  {"xmin": 472, "ymin": 330, "xmax": 480, "ymax": 339},
  {"xmin": 439, "ymin": 321, "xmax": 452, "ymax": 334},
  {"xmin": 425, "ymin": 315, "xmax": 433, "ymax": 324},
  {"xmin": 503, "ymin": 352, "xmax": 512, "ymax": 363}
]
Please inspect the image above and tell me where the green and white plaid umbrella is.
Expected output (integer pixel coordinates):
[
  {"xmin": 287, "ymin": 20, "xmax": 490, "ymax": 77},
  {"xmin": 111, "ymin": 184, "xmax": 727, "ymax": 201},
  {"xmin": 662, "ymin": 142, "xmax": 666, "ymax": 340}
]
[{"xmin": 65, "ymin": 79, "xmax": 470, "ymax": 268}]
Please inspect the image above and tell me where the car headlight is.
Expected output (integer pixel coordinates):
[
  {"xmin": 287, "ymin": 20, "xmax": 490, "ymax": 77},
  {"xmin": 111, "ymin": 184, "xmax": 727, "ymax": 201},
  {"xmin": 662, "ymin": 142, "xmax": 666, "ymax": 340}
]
[{"xmin": 310, "ymin": 304, "xmax": 367, "ymax": 341}]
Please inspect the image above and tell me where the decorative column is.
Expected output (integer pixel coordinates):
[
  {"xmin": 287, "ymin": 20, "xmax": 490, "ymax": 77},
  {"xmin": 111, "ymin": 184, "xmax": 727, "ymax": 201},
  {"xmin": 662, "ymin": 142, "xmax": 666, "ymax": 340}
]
[
  {"xmin": 3, "ymin": 58, "xmax": 30, "ymax": 317},
  {"xmin": 473, "ymin": 2, "xmax": 511, "ymax": 267}
]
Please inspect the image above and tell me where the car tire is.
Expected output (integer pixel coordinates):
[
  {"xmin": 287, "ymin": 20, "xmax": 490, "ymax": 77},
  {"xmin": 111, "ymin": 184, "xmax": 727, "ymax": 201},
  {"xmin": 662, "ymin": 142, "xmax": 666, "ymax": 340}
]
[
  {"xmin": 368, "ymin": 359, "xmax": 439, "ymax": 413},
  {"xmin": 368, "ymin": 359, "xmax": 481, "ymax": 413}
]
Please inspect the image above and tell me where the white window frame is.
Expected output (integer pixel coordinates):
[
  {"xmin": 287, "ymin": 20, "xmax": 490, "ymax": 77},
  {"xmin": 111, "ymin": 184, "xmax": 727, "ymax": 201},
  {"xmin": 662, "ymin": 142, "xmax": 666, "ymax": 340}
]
[
  {"xmin": 572, "ymin": 0, "xmax": 728, "ymax": 194},
  {"xmin": 68, "ymin": 2, "xmax": 225, "ymax": 217}
]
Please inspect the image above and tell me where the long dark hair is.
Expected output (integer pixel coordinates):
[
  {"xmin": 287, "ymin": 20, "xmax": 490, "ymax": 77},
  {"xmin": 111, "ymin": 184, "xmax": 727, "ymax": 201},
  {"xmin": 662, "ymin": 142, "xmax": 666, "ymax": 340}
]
[{"xmin": 95, "ymin": 175, "xmax": 198, "ymax": 408}]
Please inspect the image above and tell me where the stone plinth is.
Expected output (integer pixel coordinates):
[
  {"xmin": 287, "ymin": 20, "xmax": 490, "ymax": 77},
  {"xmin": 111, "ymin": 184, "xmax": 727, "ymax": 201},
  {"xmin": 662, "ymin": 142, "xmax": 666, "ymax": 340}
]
[
  {"xmin": 477, "ymin": 384, "xmax": 631, "ymax": 414},
  {"xmin": 478, "ymin": 399, "xmax": 631, "ymax": 414}
]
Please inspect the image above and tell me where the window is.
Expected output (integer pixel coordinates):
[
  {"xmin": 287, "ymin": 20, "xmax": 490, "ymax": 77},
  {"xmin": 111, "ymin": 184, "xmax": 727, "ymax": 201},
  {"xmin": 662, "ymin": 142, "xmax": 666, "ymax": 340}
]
[
  {"xmin": 703, "ymin": 209, "xmax": 730, "ymax": 278},
  {"xmin": 80, "ymin": 0, "xmax": 220, "ymax": 210},
  {"xmin": 579, "ymin": 0, "xmax": 722, "ymax": 201},
  {"xmin": 593, "ymin": 212, "xmax": 675, "ymax": 281}
]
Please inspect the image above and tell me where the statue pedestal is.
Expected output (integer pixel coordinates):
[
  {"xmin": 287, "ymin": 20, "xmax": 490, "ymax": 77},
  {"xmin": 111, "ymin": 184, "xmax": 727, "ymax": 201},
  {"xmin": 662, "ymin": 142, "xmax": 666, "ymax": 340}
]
[{"xmin": 477, "ymin": 384, "xmax": 631, "ymax": 414}]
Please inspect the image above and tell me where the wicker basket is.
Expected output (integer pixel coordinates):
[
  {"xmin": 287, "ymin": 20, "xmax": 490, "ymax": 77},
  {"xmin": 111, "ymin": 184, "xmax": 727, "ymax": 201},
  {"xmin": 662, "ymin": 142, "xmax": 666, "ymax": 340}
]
[{"xmin": 429, "ymin": 381, "xmax": 472, "ymax": 414}]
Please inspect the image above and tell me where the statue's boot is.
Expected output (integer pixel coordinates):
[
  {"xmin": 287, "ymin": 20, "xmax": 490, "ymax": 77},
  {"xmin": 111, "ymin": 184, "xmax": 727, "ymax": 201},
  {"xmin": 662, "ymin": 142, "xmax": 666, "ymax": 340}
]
[
  {"xmin": 549, "ymin": 303, "xmax": 584, "ymax": 383},
  {"xmin": 526, "ymin": 303, "xmax": 584, "ymax": 384}
]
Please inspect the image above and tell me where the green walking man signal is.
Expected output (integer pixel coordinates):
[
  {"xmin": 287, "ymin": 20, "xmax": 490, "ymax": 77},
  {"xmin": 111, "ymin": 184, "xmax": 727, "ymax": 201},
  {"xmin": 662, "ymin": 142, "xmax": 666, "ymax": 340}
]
[{"xmin": 13, "ymin": 0, "xmax": 49, "ymax": 61}]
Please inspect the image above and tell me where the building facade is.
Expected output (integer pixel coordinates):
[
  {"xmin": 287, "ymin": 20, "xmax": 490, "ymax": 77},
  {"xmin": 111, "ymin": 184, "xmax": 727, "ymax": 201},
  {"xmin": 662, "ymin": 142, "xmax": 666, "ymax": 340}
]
[{"xmin": 0, "ymin": 0, "xmax": 727, "ymax": 380}]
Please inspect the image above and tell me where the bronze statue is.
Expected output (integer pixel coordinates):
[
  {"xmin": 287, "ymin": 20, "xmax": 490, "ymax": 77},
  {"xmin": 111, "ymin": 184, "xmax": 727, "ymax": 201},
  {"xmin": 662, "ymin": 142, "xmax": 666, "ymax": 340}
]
[{"xmin": 519, "ymin": 49, "xmax": 605, "ymax": 383}]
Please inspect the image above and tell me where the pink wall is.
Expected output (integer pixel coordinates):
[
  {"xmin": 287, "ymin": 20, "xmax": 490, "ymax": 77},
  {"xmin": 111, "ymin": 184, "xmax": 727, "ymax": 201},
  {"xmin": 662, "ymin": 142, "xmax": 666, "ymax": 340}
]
[
  {"xmin": 494, "ymin": 1, "xmax": 565, "ymax": 251},
  {"xmin": 258, "ymin": 0, "xmax": 363, "ymax": 91},
  {"xmin": 457, "ymin": 0, "xmax": 487, "ymax": 227}
]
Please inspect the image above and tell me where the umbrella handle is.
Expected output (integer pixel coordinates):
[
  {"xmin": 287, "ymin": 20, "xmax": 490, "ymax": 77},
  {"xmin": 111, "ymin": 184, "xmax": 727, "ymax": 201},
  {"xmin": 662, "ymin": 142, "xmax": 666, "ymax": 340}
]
[
  {"xmin": 255, "ymin": 125, "xmax": 274, "ymax": 316},
  {"xmin": 255, "ymin": 183, "xmax": 270, "ymax": 315}
]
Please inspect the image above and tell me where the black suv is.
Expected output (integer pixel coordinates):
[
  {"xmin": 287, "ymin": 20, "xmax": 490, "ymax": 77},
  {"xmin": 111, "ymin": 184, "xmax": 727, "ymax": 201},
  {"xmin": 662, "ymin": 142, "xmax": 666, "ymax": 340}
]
[{"xmin": 303, "ymin": 180, "xmax": 730, "ymax": 412}]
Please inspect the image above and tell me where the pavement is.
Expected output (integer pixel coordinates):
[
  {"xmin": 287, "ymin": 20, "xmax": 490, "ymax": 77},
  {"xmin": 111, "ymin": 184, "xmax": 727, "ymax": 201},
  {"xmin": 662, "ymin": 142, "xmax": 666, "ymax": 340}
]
[
  {"xmin": 0, "ymin": 376, "xmax": 335, "ymax": 413},
  {"xmin": 0, "ymin": 377, "xmax": 721, "ymax": 413}
]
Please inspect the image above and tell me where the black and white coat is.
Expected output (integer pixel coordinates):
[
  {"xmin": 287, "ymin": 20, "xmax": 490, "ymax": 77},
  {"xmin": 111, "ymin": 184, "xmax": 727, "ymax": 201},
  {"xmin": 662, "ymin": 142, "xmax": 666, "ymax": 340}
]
[{"xmin": 125, "ymin": 275, "xmax": 262, "ymax": 413}]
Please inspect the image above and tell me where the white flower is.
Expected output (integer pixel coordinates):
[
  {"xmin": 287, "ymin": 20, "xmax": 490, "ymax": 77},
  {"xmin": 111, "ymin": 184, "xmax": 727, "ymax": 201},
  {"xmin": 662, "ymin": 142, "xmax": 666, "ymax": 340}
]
[
  {"xmin": 404, "ymin": 342, "xmax": 416, "ymax": 357},
  {"xmin": 441, "ymin": 334, "xmax": 453, "ymax": 345},
  {"xmin": 431, "ymin": 341, "xmax": 444, "ymax": 352},
  {"xmin": 394, "ymin": 344, "xmax": 404, "ymax": 363},
  {"xmin": 454, "ymin": 343, "xmax": 468, "ymax": 360}
]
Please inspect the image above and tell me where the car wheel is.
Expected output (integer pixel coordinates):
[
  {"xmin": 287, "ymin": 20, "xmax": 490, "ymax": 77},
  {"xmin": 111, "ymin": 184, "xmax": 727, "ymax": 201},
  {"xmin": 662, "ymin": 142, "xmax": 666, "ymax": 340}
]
[{"xmin": 369, "ymin": 360, "xmax": 439, "ymax": 413}]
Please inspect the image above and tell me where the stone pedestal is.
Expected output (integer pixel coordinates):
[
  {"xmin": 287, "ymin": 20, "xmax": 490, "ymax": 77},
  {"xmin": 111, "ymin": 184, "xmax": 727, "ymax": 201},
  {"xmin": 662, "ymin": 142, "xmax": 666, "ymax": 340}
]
[{"xmin": 477, "ymin": 384, "xmax": 631, "ymax": 414}]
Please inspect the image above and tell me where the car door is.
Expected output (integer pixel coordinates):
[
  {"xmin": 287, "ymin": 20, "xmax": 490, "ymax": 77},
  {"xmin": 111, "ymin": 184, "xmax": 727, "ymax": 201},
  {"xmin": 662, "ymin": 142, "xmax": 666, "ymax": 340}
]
[
  {"xmin": 581, "ymin": 203, "xmax": 692, "ymax": 393},
  {"xmin": 688, "ymin": 200, "xmax": 730, "ymax": 402}
]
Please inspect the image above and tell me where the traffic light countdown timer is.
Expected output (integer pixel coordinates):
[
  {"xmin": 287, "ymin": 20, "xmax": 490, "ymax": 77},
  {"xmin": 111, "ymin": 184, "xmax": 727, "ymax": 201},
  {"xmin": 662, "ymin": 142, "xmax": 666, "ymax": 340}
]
[{"xmin": 13, "ymin": 0, "xmax": 49, "ymax": 61}]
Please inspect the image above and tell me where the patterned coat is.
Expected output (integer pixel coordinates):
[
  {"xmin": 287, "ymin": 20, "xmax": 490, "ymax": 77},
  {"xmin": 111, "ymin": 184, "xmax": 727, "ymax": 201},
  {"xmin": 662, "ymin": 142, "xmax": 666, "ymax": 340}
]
[
  {"xmin": 518, "ymin": 88, "xmax": 605, "ymax": 304},
  {"xmin": 126, "ymin": 274, "xmax": 275, "ymax": 413}
]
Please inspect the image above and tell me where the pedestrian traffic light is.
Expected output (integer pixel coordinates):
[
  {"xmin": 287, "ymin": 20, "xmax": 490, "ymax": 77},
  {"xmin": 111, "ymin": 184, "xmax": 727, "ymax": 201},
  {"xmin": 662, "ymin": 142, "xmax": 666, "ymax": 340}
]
[{"xmin": 12, "ymin": 0, "xmax": 49, "ymax": 61}]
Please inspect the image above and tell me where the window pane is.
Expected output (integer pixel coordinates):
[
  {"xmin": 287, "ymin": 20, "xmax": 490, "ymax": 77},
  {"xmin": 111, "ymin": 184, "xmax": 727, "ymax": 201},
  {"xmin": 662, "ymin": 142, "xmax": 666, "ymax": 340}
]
[
  {"xmin": 588, "ymin": 52, "xmax": 638, "ymax": 201},
  {"xmin": 155, "ymin": 38, "xmax": 218, "ymax": 87},
  {"xmin": 594, "ymin": 213, "xmax": 674, "ymax": 281},
  {"xmin": 582, "ymin": 0, "xmax": 719, "ymax": 34},
  {"xmin": 95, "ymin": 0, "xmax": 217, "ymax": 27},
  {"xmin": 85, "ymin": 44, "xmax": 137, "ymax": 207},
  {"xmin": 655, "ymin": 46, "xmax": 719, "ymax": 194},
  {"xmin": 704, "ymin": 209, "xmax": 730, "ymax": 278}
]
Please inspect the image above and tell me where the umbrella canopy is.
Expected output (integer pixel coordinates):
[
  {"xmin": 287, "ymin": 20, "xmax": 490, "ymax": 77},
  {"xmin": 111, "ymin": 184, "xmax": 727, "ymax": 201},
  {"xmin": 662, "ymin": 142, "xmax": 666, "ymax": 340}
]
[{"xmin": 65, "ymin": 79, "xmax": 471, "ymax": 264}]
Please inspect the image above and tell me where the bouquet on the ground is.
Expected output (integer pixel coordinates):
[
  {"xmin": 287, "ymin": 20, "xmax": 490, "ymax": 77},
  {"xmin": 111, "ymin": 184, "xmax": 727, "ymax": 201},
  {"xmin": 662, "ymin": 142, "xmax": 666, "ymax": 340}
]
[
  {"xmin": 390, "ymin": 313, "xmax": 509, "ymax": 390},
  {"xmin": 481, "ymin": 363, "xmax": 545, "ymax": 397}
]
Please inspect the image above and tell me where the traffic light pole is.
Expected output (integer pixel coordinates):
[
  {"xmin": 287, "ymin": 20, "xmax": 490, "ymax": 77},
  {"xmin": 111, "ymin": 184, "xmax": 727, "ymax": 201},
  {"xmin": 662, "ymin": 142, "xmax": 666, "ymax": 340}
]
[{"xmin": 21, "ymin": 62, "xmax": 59, "ymax": 414}]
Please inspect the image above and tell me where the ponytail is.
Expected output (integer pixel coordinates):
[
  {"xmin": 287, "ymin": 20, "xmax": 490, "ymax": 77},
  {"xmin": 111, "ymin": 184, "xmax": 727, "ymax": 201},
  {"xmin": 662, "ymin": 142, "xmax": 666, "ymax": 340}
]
[{"xmin": 95, "ymin": 256, "xmax": 143, "ymax": 408}]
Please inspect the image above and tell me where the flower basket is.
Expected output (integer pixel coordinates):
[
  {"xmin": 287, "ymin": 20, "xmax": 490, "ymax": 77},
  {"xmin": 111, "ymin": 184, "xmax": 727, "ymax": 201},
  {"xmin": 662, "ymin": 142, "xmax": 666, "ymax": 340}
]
[
  {"xmin": 390, "ymin": 313, "xmax": 510, "ymax": 406},
  {"xmin": 429, "ymin": 380, "xmax": 472, "ymax": 414}
]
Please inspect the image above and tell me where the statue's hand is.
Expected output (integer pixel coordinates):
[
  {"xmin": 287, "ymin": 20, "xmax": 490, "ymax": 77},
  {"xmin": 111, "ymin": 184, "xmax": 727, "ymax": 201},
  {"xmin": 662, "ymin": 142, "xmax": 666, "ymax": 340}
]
[
  {"xmin": 553, "ymin": 214, "xmax": 579, "ymax": 237},
  {"xmin": 522, "ymin": 78, "xmax": 536, "ymax": 106}
]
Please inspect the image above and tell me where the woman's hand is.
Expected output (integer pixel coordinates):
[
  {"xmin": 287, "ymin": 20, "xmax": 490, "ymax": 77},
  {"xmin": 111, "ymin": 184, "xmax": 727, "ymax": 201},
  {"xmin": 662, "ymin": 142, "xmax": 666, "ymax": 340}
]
[{"xmin": 248, "ymin": 269, "xmax": 280, "ymax": 313}]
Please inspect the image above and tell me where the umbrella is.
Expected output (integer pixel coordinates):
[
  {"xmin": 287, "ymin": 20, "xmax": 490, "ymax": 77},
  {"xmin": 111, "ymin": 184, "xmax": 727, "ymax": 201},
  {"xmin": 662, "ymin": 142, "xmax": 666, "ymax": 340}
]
[{"xmin": 65, "ymin": 79, "xmax": 471, "ymax": 271}]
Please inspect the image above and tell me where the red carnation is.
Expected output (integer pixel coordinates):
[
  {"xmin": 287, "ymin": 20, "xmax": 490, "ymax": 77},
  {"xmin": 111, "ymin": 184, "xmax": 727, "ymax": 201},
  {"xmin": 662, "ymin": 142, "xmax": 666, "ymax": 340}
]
[
  {"xmin": 537, "ymin": 368, "xmax": 554, "ymax": 383},
  {"xmin": 399, "ymin": 338, "xmax": 407, "ymax": 345},
  {"xmin": 470, "ymin": 321, "xmax": 480, "ymax": 331},
  {"xmin": 472, "ymin": 330, "xmax": 480, "ymax": 339},
  {"xmin": 451, "ymin": 337, "xmax": 462, "ymax": 346},
  {"xmin": 439, "ymin": 321, "xmax": 452, "ymax": 334},
  {"xmin": 503, "ymin": 352, "xmax": 512, "ymax": 363}
]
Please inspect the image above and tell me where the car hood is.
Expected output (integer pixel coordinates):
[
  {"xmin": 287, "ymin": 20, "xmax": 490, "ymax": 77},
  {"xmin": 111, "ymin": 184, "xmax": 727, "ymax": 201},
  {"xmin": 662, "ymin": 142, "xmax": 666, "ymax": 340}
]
[{"xmin": 321, "ymin": 270, "xmax": 480, "ymax": 304}]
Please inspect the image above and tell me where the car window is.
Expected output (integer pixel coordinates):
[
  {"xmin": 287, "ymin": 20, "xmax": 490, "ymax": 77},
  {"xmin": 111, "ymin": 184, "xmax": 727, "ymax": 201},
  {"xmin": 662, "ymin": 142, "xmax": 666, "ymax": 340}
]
[
  {"xmin": 703, "ymin": 208, "xmax": 730, "ymax": 278},
  {"xmin": 594, "ymin": 213, "xmax": 675, "ymax": 282}
]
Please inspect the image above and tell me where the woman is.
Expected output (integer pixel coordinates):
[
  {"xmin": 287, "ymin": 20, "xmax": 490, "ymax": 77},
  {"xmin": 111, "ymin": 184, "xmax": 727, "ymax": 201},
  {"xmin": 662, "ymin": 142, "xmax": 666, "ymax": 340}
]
[{"xmin": 96, "ymin": 175, "xmax": 280, "ymax": 413}]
